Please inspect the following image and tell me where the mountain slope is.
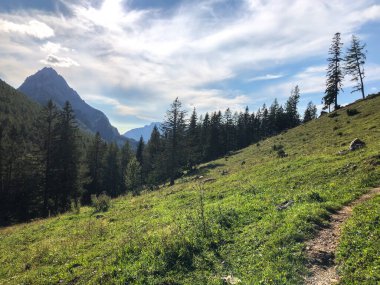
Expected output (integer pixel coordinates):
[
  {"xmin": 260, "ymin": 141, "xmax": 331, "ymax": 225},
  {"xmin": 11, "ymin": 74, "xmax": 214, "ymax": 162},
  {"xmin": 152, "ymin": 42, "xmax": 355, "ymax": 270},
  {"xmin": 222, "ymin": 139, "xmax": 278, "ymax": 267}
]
[
  {"xmin": 0, "ymin": 95, "xmax": 379, "ymax": 284},
  {"xmin": 0, "ymin": 78, "xmax": 41, "ymax": 140},
  {"xmin": 123, "ymin": 122, "xmax": 161, "ymax": 142},
  {"xmin": 18, "ymin": 67, "xmax": 128, "ymax": 145}
]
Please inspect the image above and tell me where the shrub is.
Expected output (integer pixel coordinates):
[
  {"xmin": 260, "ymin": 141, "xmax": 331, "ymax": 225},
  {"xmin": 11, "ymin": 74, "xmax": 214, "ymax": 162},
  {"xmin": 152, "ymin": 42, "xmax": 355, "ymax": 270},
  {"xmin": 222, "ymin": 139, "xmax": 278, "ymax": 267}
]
[
  {"xmin": 328, "ymin": 112, "xmax": 339, "ymax": 118},
  {"xmin": 346, "ymin": 108, "xmax": 359, "ymax": 116},
  {"xmin": 91, "ymin": 193, "xmax": 111, "ymax": 212},
  {"xmin": 272, "ymin": 144, "xmax": 284, "ymax": 151}
]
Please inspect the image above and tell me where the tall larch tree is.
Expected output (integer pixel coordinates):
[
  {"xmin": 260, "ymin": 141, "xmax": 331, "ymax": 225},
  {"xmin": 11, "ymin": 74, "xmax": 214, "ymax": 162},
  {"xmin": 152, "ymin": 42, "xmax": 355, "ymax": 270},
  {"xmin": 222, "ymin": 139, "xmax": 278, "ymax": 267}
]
[
  {"xmin": 345, "ymin": 35, "xmax": 367, "ymax": 99},
  {"xmin": 324, "ymin": 32, "xmax": 344, "ymax": 111}
]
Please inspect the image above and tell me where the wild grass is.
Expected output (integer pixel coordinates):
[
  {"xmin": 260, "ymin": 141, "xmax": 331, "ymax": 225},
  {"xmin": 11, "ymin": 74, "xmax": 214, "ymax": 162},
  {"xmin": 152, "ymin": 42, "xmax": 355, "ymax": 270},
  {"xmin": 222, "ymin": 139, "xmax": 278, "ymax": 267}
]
[
  {"xmin": 0, "ymin": 95, "xmax": 379, "ymax": 284},
  {"xmin": 337, "ymin": 195, "xmax": 380, "ymax": 284}
]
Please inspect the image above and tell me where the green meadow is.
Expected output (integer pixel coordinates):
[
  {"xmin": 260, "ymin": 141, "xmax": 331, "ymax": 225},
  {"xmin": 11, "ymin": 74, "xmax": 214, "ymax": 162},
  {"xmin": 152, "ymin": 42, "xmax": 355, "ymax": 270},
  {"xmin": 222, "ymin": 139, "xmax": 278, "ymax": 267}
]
[{"xmin": 1, "ymin": 95, "xmax": 379, "ymax": 284}]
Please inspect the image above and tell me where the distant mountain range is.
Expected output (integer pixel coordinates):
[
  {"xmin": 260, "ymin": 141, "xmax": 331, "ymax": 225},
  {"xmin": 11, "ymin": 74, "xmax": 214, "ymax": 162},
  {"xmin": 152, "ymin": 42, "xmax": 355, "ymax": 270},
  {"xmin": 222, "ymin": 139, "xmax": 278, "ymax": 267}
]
[
  {"xmin": 18, "ymin": 67, "xmax": 134, "ymax": 146},
  {"xmin": 123, "ymin": 122, "xmax": 161, "ymax": 142}
]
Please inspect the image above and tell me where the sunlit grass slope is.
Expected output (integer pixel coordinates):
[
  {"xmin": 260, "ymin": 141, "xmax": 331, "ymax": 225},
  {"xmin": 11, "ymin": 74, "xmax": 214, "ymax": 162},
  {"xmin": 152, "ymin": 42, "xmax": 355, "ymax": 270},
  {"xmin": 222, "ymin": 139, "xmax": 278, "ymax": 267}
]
[{"xmin": 1, "ymin": 95, "xmax": 379, "ymax": 285}]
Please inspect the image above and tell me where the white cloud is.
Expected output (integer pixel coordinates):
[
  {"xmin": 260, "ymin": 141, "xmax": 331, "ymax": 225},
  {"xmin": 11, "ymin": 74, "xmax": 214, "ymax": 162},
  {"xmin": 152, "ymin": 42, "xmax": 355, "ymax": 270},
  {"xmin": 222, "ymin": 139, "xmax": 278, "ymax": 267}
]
[
  {"xmin": 0, "ymin": 0, "xmax": 379, "ymax": 131},
  {"xmin": 40, "ymin": 42, "xmax": 69, "ymax": 54},
  {"xmin": 0, "ymin": 19, "xmax": 54, "ymax": 39},
  {"xmin": 40, "ymin": 54, "xmax": 79, "ymax": 67},
  {"xmin": 248, "ymin": 74, "xmax": 284, "ymax": 81}
]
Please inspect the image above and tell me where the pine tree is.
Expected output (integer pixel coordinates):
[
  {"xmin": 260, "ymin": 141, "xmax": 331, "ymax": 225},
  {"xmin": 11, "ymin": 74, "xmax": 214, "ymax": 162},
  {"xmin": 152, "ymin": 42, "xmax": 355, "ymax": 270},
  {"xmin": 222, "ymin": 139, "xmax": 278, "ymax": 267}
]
[
  {"xmin": 209, "ymin": 111, "xmax": 223, "ymax": 159},
  {"xmin": 285, "ymin": 86, "xmax": 301, "ymax": 128},
  {"xmin": 303, "ymin": 101, "xmax": 318, "ymax": 123},
  {"xmin": 200, "ymin": 112, "xmax": 211, "ymax": 161},
  {"xmin": 125, "ymin": 157, "xmax": 141, "ymax": 195},
  {"xmin": 54, "ymin": 101, "xmax": 81, "ymax": 212},
  {"xmin": 345, "ymin": 35, "xmax": 366, "ymax": 99},
  {"xmin": 223, "ymin": 108, "xmax": 236, "ymax": 152},
  {"xmin": 144, "ymin": 125, "xmax": 162, "ymax": 185},
  {"xmin": 120, "ymin": 141, "xmax": 133, "ymax": 193},
  {"xmin": 103, "ymin": 143, "xmax": 121, "ymax": 197},
  {"xmin": 85, "ymin": 132, "xmax": 106, "ymax": 202},
  {"xmin": 38, "ymin": 100, "xmax": 59, "ymax": 216},
  {"xmin": 161, "ymin": 98, "xmax": 187, "ymax": 185},
  {"xmin": 186, "ymin": 108, "xmax": 201, "ymax": 171},
  {"xmin": 324, "ymin": 32, "xmax": 344, "ymax": 111}
]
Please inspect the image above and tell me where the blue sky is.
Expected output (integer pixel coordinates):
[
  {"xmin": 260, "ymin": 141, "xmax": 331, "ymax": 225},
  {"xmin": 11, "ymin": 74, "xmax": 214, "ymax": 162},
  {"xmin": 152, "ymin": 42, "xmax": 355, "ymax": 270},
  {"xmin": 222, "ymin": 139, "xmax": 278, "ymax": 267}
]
[{"xmin": 0, "ymin": 0, "xmax": 379, "ymax": 133}]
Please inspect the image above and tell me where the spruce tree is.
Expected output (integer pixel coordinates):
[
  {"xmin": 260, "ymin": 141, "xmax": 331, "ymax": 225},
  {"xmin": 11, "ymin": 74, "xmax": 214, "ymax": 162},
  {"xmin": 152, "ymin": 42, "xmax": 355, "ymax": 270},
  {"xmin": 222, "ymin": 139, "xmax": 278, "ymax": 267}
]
[
  {"xmin": 200, "ymin": 112, "xmax": 211, "ymax": 161},
  {"xmin": 125, "ymin": 157, "xmax": 142, "ymax": 195},
  {"xmin": 186, "ymin": 108, "xmax": 201, "ymax": 171},
  {"xmin": 303, "ymin": 101, "xmax": 318, "ymax": 123},
  {"xmin": 345, "ymin": 35, "xmax": 366, "ymax": 99},
  {"xmin": 120, "ymin": 141, "xmax": 133, "ymax": 193},
  {"xmin": 324, "ymin": 32, "xmax": 344, "ymax": 111},
  {"xmin": 103, "ymin": 143, "xmax": 121, "ymax": 197},
  {"xmin": 161, "ymin": 98, "xmax": 187, "ymax": 185},
  {"xmin": 144, "ymin": 125, "xmax": 162, "ymax": 185},
  {"xmin": 38, "ymin": 100, "xmax": 59, "ymax": 216},
  {"xmin": 136, "ymin": 136, "xmax": 145, "ymax": 166},
  {"xmin": 85, "ymin": 132, "xmax": 106, "ymax": 202},
  {"xmin": 285, "ymin": 86, "xmax": 301, "ymax": 128},
  {"xmin": 54, "ymin": 101, "xmax": 80, "ymax": 212}
]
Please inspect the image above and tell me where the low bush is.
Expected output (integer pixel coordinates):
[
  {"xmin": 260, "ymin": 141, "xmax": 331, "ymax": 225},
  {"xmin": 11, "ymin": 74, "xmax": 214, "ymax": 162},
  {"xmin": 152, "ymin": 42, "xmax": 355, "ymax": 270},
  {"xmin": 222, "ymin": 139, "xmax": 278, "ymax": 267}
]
[
  {"xmin": 91, "ymin": 193, "xmax": 111, "ymax": 212},
  {"xmin": 346, "ymin": 108, "xmax": 359, "ymax": 116}
]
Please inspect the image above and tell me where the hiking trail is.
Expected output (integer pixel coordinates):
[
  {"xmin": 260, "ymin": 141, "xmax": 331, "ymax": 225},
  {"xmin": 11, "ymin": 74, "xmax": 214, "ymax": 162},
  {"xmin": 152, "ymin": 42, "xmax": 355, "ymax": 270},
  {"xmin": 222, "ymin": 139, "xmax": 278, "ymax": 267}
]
[{"xmin": 304, "ymin": 187, "xmax": 380, "ymax": 285}]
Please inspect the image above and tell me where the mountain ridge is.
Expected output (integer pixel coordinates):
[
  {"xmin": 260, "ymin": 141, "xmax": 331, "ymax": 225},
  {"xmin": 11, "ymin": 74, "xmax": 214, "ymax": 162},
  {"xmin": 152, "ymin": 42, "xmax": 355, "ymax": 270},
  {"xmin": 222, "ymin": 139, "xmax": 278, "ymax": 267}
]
[
  {"xmin": 123, "ymin": 122, "xmax": 161, "ymax": 142},
  {"xmin": 18, "ymin": 67, "xmax": 133, "ymax": 145}
]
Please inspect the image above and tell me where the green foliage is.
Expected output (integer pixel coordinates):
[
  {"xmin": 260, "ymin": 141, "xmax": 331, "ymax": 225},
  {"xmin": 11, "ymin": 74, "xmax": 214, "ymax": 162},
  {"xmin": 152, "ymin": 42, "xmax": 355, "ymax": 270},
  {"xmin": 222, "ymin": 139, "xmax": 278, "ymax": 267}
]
[
  {"xmin": 345, "ymin": 35, "xmax": 366, "ymax": 99},
  {"xmin": 346, "ymin": 108, "xmax": 359, "ymax": 116},
  {"xmin": 337, "ymin": 196, "xmax": 380, "ymax": 284},
  {"xmin": 91, "ymin": 193, "xmax": 111, "ymax": 212},
  {"xmin": 324, "ymin": 32, "xmax": 344, "ymax": 111}
]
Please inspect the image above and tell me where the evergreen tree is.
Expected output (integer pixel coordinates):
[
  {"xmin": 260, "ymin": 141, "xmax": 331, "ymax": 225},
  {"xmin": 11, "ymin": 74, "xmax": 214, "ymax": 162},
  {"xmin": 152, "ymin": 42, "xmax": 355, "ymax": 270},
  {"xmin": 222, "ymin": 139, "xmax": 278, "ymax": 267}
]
[
  {"xmin": 223, "ymin": 108, "xmax": 236, "ymax": 152},
  {"xmin": 54, "ymin": 101, "xmax": 81, "ymax": 212},
  {"xmin": 103, "ymin": 143, "xmax": 121, "ymax": 197},
  {"xmin": 268, "ymin": 99, "xmax": 282, "ymax": 134},
  {"xmin": 38, "ymin": 100, "xmax": 59, "ymax": 216},
  {"xmin": 324, "ymin": 32, "xmax": 344, "ymax": 111},
  {"xmin": 144, "ymin": 125, "xmax": 163, "ymax": 185},
  {"xmin": 120, "ymin": 141, "xmax": 133, "ymax": 193},
  {"xmin": 285, "ymin": 86, "xmax": 301, "ymax": 128},
  {"xmin": 303, "ymin": 101, "xmax": 318, "ymax": 123},
  {"xmin": 85, "ymin": 132, "xmax": 106, "ymax": 202},
  {"xmin": 161, "ymin": 98, "xmax": 187, "ymax": 185},
  {"xmin": 186, "ymin": 108, "xmax": 201, "ymax": 171},
  {"xmin": 125, "ymin": 157, "xmax": 141, "ymax": 195},
  {"xmin": 200, "ymin": 112, "xmax": 211, "ymax": 161},
  {"xmin": 136, "ymin": 136, "xmax": 145, "ymax": 166},
  {"xmin": 345, "ymin": 35, "xmax": 367, "ymax": 99},
  {"xmin": 208, "ymin": 111, "xmax": 223, "ymax": 159}
]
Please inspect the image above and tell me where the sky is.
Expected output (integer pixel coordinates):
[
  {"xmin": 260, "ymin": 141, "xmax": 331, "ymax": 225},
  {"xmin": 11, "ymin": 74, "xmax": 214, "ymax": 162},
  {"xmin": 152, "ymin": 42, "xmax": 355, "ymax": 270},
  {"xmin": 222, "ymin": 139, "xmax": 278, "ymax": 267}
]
[{"xmin": 0, "ymin": 0, "xmax": 379, "ymax": 133}]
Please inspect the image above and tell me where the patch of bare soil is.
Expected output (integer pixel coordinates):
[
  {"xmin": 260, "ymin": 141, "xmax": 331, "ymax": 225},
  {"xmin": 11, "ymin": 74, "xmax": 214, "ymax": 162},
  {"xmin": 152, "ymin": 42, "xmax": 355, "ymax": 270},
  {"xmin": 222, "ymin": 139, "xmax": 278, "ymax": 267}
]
[{"xmin": 304, "ymin": 187, "xmax": 380, "ymax": 285}]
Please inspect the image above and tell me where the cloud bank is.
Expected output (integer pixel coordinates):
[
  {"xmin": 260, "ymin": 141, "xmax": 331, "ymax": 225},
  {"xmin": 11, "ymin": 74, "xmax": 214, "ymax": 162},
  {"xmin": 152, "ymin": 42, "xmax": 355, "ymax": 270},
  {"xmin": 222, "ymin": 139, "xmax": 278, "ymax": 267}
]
[{"xmin": 0, "ymin": 0, "xmax": 380, "ymax": 131}]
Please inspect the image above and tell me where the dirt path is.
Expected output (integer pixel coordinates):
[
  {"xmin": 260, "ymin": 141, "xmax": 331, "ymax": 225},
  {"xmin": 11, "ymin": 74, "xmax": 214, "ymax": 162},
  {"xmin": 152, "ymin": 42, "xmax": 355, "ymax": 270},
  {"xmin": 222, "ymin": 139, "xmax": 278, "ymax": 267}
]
[{"xmin": 304, "ymin": 187, "xmax": 380, "ymax": 285}]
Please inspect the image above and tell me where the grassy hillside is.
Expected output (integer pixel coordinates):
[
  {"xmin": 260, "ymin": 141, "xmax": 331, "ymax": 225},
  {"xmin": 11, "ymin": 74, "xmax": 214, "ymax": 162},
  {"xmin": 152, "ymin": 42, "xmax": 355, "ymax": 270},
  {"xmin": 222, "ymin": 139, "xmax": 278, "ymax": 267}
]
[{"xmin": 0, "ymin": 95, "xmax": 379, "ymax": 284}]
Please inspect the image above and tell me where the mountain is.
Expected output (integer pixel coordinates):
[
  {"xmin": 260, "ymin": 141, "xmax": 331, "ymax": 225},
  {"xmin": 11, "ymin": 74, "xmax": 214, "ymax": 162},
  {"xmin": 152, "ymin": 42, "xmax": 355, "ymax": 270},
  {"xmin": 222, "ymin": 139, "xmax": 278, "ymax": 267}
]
[
  {"xmin": 123, "ymin": 122, "xmax": 161, "ymax": 142},
  {"xmin": 18, "ymin": 67, "xmax": 132, "ymax": 145}
]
